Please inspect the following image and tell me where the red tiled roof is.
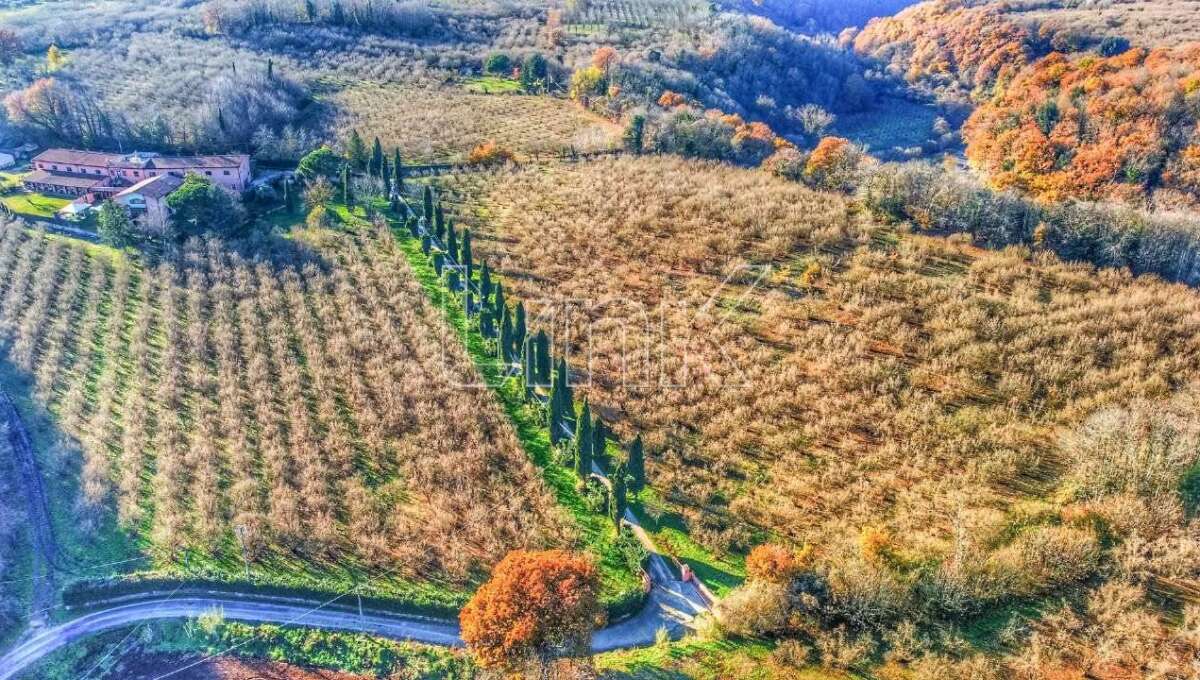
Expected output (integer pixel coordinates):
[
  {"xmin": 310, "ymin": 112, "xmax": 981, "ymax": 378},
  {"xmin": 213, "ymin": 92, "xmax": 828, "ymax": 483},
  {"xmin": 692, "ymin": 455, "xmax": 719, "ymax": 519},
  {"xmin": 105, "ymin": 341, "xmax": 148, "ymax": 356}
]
[
  {"xmin": 23, "ymin": 170, "xmax": 106, "ymax": 189},
  {"xmin": 32, "ymin": 149, "xmax": 249, "ymax": 170},
  {"xmin": 31, "ymin": 149, "xmax": 120, "ymax": 167}
]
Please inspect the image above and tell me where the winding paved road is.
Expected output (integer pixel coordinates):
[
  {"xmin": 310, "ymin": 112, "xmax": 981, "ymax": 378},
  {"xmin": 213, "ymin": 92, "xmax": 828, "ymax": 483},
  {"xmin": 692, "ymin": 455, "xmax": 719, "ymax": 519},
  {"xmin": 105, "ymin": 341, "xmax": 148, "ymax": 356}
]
[{"xmin": 0, "ymin": 558, "xmax": 706, "ymax": 680}]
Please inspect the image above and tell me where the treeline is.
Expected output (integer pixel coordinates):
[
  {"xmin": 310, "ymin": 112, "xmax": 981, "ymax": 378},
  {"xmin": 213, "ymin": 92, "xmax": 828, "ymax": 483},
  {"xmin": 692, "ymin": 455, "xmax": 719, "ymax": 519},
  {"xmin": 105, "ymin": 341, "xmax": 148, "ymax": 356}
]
[
  {"xmin": 3, "ymin": 65, "xmax": 308, "ymax": 153},
  {"xmin": 860, "ymin": 162, "xmax": 1200, "ymax": 285},
  {"xmin": 204, "ymin": 0, "xmax": 446, "ymax": 38},
  {"xmin": 0, "ymin": 420, "xmax": 25, "ymax": 645},
  {"xmin": 964, "ymin": 47, "xmax": 1200, "ymax": 207},
  {"xmin": 616, "ymin": 14, "xmax": 874, "ymax": 128}
]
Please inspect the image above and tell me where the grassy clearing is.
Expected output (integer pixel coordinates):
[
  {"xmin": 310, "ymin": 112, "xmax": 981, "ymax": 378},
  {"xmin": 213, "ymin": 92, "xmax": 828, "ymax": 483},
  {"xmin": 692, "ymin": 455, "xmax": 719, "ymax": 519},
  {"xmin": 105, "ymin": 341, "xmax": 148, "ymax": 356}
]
[
  {"xmin": 2, "ymin": 192, "xmax": 70, "ymax": 219},
  {"xmin": 595, "ymin": 638, "xmax": 850, "ymax": 679},
  {"xmin": 463, "ymin": 75, "xmax": 523, "ymax": 94}
]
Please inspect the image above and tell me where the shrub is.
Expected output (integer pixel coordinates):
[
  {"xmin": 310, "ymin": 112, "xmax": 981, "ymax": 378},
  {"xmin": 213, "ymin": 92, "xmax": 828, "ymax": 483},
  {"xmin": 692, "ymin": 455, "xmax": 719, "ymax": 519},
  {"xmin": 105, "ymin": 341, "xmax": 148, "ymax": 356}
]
[
  {"xmin": 460, "ymin": 550, "xmax": 600, "ymax": 668},
  {"xmin": 1062, "ymin": 400, "xmax": 1200, "ymax": 501},
  {"xmin": 802, "ymin": 136, "xmax": 862, "ymax": 192},
  {"xmin": 746, "ymin": 544, "xmax": 804, "ymax": 583},
  {"xmin": 714, "ymin": 581, "xmax": 790, "ymax": 638},
  {"xmin": 484, "ymin": 52, "xmax": 510, "ymax": 74},
  {"xmin": 467, "ymin": 140, "xmax": 516, "ymax": 166}
]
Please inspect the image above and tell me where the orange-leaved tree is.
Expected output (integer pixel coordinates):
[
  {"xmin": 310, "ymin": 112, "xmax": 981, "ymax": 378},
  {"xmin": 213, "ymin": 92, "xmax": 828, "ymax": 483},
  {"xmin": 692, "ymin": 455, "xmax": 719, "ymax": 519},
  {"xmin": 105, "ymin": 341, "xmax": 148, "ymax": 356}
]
[
  {"xmin": 746, "ymin": 543, "xmax": 808, "ymax": 584},
  {"xmin": 460, "ymin": 549, "xmax": 602, "ymax": 668}
]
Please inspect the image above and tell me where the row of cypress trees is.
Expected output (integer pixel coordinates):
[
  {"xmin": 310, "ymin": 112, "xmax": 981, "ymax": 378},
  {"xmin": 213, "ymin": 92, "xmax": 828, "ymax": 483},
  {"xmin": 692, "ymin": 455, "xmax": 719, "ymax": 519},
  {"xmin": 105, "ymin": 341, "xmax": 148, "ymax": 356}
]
[{"xmin": 399, "ymin": 185, "xmax": 646, "ymax": 526}]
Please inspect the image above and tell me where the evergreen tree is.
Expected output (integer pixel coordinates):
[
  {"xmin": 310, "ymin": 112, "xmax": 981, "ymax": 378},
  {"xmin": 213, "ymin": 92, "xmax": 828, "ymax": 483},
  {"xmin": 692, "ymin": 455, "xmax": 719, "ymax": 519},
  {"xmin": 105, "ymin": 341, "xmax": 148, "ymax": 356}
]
[
  {"xmin": 461, "ymin": 229, "xmax": 474, "ymax": 282},
  {"xmin": 610, "ymin": 462, "xmax": 627, "ymax": 526},
  {"xmin": 423, "ymin": 186, "xmax": 434, "ymax": 225},
  {"xmin": 421, "ymin": 233, "xmax": 431, "ymax": 255},
  {"xmin": 535, "ymin": 331, "xmax": 551, "ymax": 385},
  {"xmin": 623, "ymin": 114, "xmax": 646, "ymax": 154},
  {"xmin": 627, "ymin": 435, "xmax": 645, "ymax": 492},
  {"xmin": 447, "ymin": 223, "xmax": 459, "ymax": 263},
  {"xmin": 480, "ymin": 261, "xmax": 493, "ymax": 301},
  {"xmin": 481, "ymin": 308, "xmax": 495, "ymax": 338},
  {"xmin": 433, "ymin": 251, "xmax": 445, "ymax": 275},
  {"xmin": 557, "ymin": 356, "xmax": 574, "ymax": 415},
  {"xmin": 405, "ymin": 216, "xmax": 418, "ymax": 237},
  {"xmin": 514, "ymin": 302, "xmax": 527, "ymax": 352},
  {"xmin": 341, "ymin": 166, "xmax": 353, "ymax": 205},
  {"xmin": 347, "ymin": 130, "xmax": 368, "ymax": 171},
  {"xmin": 574, "ymin": 400, "xmax": 593, "ymax": 477},
  {"xmin": 447, "ymin": 269, "xmax": 460, "ymax": 292},
  {"xmin": 499, "ymin": 309, "xmax": 514, "ymax": 363},
  {"xmin": 435, "ymin": 204, "xmax": 446, "ymax": 242},
  {"xmin": 592, "ymin": 416, "xmax": 607, "ymax": 472},
  {"xmin": 493, "ymin": 282, "xmax": 505, "ymax": 321},
  {"xmin": 523, "ymin": 338, "xmax": 537, "ymax": 399},
  {"xmin": 267, "ymin": 58, "xmax": 274, "ymax": 80},
  {"xmin": 392, "ymin": 149, "xmax": 404, "ymax": 190},
  {"xmin": 466, "ymin": 291, "xmax": 475, "ymax": 317},
  {"xmin": 549, "ymin": 378, "xmax": 565, "ymax": 445},
  {"xmin": 97, "ymin": 200, "xmax": 135, "ymax": 248},
  {"xmin": 370, "ymin": 137, "xmax": 384, "ymax": 177}
]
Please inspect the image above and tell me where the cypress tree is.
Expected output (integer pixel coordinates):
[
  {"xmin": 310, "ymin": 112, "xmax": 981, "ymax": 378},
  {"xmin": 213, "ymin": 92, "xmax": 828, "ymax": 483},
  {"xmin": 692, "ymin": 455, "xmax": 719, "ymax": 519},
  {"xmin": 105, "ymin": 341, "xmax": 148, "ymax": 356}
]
[
  {"xmin": 514, "ymin": 302, "xmax": 527, "ymax": 353},
  {"xmin": 392, "ymin": 148, "xmax": 404, "ymax": 189},
  {"xmin": 447, "ymin": 224, "xmax": 458, "ymax": 263},
  {"xmin": 466, "ymin": 291, "xmax": 475, "ymax": 317},
  {"xmin": 370, "ymin": 137, "xmax": 384, "ymax": 177},
  {"xmin": 549, "ymin": 379, "xmax": 565, "ymax": 445},
  {"xmin": 341, "ymin": 165, "xmax": 353, "ymax": 206},
  {"xmin": 574, "ymin": 400, "xmax": 593, "ymax": 477},
  {"xmin": 592, "ymin": 416, "xmax": 607, "ymax": 472},
  {"xmin": 535, "ymin": 331, "xmax": 551, "ymax": 385},
  {"xmin": 267, "ymin": 58, "xmax": 274, "ymax": 80},
  {"xmin": 480, "ymin": 308, "xmax": 495, "ymax": 338},
  {"xmin": 433, "ymin": 251, "xmax": 444, "ymax": 275},
  {"xmin": 461, "ymin": 229, "xmax": 473, "ymax": 282},
  {"xmin": 380, "ymin": 155, "xmax": 390, "ymax": 187},
  {"xmin": 422, "ymin": 186, "xmax": 434, "ymax": 225},
  {"xmin": 499, "ymin": 309, "xmax": 513, "ymax": 363},
  {"xmin": 627, "ymin": 435, "xmax": 645, "ymax": 492},
  {"xmin": 523, "ymin": 339, "xmax": 536, "ymax": 398},
  {"xmin": 557, "ymin": 356, "xmax": 574, "ymax": 416},
  {"xmin": 479, "ymin": 262, "xmax": 493, "ymax": 301},
  {"xmin": 492, "ymin": 282, "xmax": 505, "ymax": 321},
  {"xmin": 347, "ymin": 130, "xmax": 368, "ymax": 171},
  {"xmin": 405, "ymin": 216, "xmax": 417, "ymax": 237},
  {"xmin": 421, "ymin": 233, "xmax": 431, "ymax": 254},
  {"xmin": 447, "ymin": 269, "xmax": 459, "ymax": 292},
  {"xmin": 610, "ymin": 462, "xmax": 627, "ymax": 526},
  {"xmin": 434, "ymin": 204, "xmax": 446, "ymax": 242}
]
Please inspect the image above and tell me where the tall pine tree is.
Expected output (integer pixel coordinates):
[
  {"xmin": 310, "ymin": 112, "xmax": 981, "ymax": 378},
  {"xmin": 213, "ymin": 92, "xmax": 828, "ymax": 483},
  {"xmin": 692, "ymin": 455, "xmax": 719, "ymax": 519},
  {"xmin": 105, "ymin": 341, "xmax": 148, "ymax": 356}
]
[
  {"xmin": 514, "ymin": 302, "xmax": 527, "ymax": 353},
  {"xmin": 392, "ymin": 148, "xmax": 404, "ymax": 190},
  {"xmin": 347, "ymin": 130, "xmax": 368, "ymax": 171},
  {"xmin": 479, "ymin": 261, "xmax": 493, "ymax": 301},
  {"xmin": 461, "ymin": 229, "xmax": 473, "ymax": 282},
  {"xmin": 627, "ymin": 435, "xmax": 645, "ymax": 492},
  {"xmin": 499, "ymin": 309, "xmax": 514, "ymax": 363},
  {"xmin": 574, "ymin": 400, "xmax": 593, "ymax": 477},
  {"xmin": 592, "ymin": 416, "xmax": 607, "ymax": 472},
  {"xmin": 447, "ymin": 223, "xmax": 458, "ymax": 263},
  {"xmin": 610, "ymin": 462, "xmax": 627, "ymax": 526},
  {"xmin": 370, "ymin": 137, "xmax": 384, "ymax": 177},
  {"xmin": 535, "ymin": 331, "xmax": 551, "ymax": 385},
  {"xmin": 492, "ymin": 282, "xmax": 505, "ymax": 321},
  {"xmin": 434, "ymin": 204, "xmax": 446, "ymax": 242},
  {"xmin": 422, "ymin": 186, "xmax": 434, "ymax": 225}
]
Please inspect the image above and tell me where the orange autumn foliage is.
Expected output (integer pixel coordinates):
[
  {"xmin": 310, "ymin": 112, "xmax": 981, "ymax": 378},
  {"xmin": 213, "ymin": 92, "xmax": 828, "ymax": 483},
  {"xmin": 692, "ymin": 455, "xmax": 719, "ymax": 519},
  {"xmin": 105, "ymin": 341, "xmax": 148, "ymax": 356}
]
[
  {"xmin": 459, "ymin": 550, "xmax": 601, "ymax": 668},
  {"xmin": 745, "ymin": 544, "xmax": 808, "ymax": 583},
  {"xmin": 467, "ymin": 140, "xmax": 516, "ymax": 166},
  {"xmin": 964, "ymin": 45, "xmax": 1200, "ymax": 205},
  {"xmin": 657, "ymin": 90, "xmax": 687, "ymax": 108},
  {"xmin": 854, "ymin": 0, "xmax": 1033, "ymax": 97}
]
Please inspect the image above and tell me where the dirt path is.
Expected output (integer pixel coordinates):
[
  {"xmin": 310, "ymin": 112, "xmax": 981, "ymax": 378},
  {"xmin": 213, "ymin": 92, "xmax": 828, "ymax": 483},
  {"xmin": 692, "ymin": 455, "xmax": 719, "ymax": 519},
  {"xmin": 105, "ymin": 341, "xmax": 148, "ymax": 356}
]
[{"xmin": 0, "ymin": 391, "xmax": 58, "ymax": 630}]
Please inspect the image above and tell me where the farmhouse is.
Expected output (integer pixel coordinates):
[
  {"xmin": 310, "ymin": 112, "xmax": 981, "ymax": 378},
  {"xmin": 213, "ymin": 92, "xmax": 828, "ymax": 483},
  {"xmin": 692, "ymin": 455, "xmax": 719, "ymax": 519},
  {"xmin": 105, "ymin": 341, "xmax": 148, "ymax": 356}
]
[{"xmin": 23, "ymin": 149, "xmax": 251, "ymax": 198}]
